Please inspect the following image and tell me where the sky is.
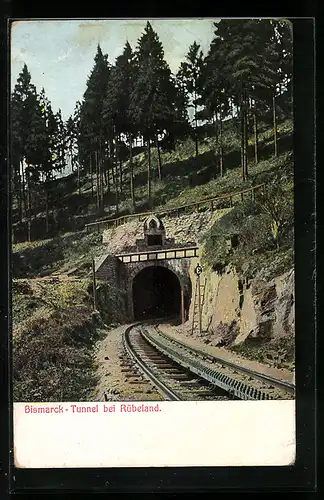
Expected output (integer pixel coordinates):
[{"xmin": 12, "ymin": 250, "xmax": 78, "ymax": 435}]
[{"xmin": 11, "ymin": 19, "xmax": 219, "ymax": 121}]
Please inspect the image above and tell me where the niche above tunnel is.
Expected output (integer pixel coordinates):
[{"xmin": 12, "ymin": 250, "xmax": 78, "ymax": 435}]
[{"xmin": 132, "ymin": 266, "xmax": 182, "ymax": 321}]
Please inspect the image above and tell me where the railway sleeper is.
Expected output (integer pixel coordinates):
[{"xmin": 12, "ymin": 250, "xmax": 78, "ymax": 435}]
[{"xmin": 143, "ymin": 330, "xmax": 273, "ymax": 401}]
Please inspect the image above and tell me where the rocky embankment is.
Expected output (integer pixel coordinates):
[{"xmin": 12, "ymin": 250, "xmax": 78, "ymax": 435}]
[{"xmin": 187, "ymin": 264, "xmax": 295, "ymax": 370}]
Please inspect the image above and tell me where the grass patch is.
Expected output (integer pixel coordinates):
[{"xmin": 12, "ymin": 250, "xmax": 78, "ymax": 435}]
[
  {"xmin": 12, "ymin": 276, "xmax": 126, "ymax": 402},
  {"xmin": 231, "ymin": 335, "xmax": 295, "ymax": 370},
  {"xmin": 13, "ymin": 306, "xmax": 100, "ymax": 401},
  {"xmin": 12, "ymin": 231, "xmax": 105, "ymax": 278}
]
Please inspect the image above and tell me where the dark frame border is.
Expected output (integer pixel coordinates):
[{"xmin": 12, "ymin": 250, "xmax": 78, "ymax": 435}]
[{"xmin": 0, "ymin": 13, "xmax": 316, "ymax": 495}]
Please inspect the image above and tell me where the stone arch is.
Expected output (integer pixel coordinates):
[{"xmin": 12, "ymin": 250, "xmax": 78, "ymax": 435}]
[
  {"xmin": 126, "ymin": 260, "xmax": 192, "ymax": 321},
  {"xmin": 143, "ymin": 214, "xmax": 165, "ymax": 231}
]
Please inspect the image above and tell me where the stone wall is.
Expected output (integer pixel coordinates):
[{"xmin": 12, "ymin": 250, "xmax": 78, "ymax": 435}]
[
  {"xmin": 95, "ymin": 254, "xmax": 121, "ymax": 287},
  {"xmin": 101, "ymin": 208, "xmax": 231, "ymax": 251}
]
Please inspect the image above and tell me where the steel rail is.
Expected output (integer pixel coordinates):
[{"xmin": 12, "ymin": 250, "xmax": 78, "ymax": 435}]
[
  {"xmin": 155, "ymin": 326, "xmax": 295, "ymax": 395},
  {"xmin": 123, "ymin": 324, "xmax": 182, "ymax": 401},
  {"xmin": 141, "ymin": 328, "xmax": 285, "ymax": 400}
]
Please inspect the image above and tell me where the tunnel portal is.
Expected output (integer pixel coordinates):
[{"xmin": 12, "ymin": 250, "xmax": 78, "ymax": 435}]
[{"xmin": 132, "ymin": 266, "xmax": 182, "ymax": 320}]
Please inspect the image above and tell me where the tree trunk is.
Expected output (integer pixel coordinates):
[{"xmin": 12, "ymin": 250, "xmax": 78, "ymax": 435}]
[
  {"xmin": 156, "ymin": 131, "xmax": 162, "ymax": 181},
  {"xmin": 98, "ymin": 148, "xmax": 102, "ymax": 213},
  {"xmin": 70, "ymin": 146, "xmax": 74, "ymax": 172},
  {"xmin": 103, "ymin": 144, "xmax": 110, "ymax": 211},
  {"xmin": 273, "ymin": 93, "xmax": 278, "ymax": 157},
  {"xmin": 90, "ymin": 155, "xmax": 94, "ymax": 198},
  {"xmin": 21, "ymin": 162, "xmax": 27, "ymax": 218},
  {"xmin": 77, "ymin": 159, "xmax": 80, "ymax": 194},
  {"xmin": 113, "ymin": 132, "xmax": 119, "ymax": 215},
  {"xmin": 219, "ymin": 115, "xmax": 223, "ymax": 177},
  {"xmin": 100, "ymin": 151, "xmax": 104, "ymax": 212},
  {"xmin": 109, "ymin": 140, "xmax": 115, "ymax": 186},
  {"xmin": 147, "ymin": 138, "xmax": 152, "ymax": 208},
  {"xmin": 194, "ymin": 88, "xmax": 198, "ymax": 157},
  {"xmin": 119, "ymin": 158, "xmax": 123, "ymax": 194},
  {"xmin": 129, "ymin": 133, "xmax": 135, "ymax": 213},
  {"xmin": 116, "ymin": 134, "xmax": 122, "ymax": 194},
  {"xmin": 214, "ymin": 112, "xmax": 218, "ymax": 142},
  {"xmin": 103, "ymin": 159, "xmax": 108, "ymax": 187},
  {"xmin": 26, "ymin": 168, "xmax": 31, "ymax": 242},
  {"xmin": 254, "ymin": 108, "xmax": 258, "ymax": 164},
  {"xmin": 115, "ymin": 155, "xmax": 119, "ymax": 215},
  {"xmin": 17, "ymin": 160, "xmax": 22, "ymax": 223},
  {"xmin": 243, "ymin": 89, "xmax": 248, "ymax": 181},
  {"xmin": 106, "ymin": 156, "xmax": 110, "ymax": 194},
  {"xmin": 95, "ymin": 150, "xmax": 100, "ymax": 212},
  {"xmin": 244, "ymin": 109, "xmax": 248, "ymax": 180},
  {"xmin": 240, "ymin": 97, "xmax": 245, "ymax": 182},
  {"xmin": 45, "ymin": 183, "xmax": 49, "ymax": 234},
  {"xmin": 13, "ymin": 160, "xmax": 18, "ymax": 216}
]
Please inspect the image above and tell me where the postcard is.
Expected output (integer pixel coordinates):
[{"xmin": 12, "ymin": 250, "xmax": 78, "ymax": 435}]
[{"xmin": 11, "ymin": 18, "xmax": 295, "ymax": 469}]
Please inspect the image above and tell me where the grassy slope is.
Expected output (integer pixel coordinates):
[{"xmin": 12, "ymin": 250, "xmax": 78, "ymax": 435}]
[
  {"xmin": 12, "ymin": 277, "xmax": 126, "ymax": 402},
  {"xmin": 12, "ymin": 118, "xmax": 292, "ymax": 232},
  {"xmin": 117, "ymin": 118, "xmax": 293, "ymax": 213},
  {"xmin": 12, "ymin": 231, "xmax": 106, "ymax": 278}
]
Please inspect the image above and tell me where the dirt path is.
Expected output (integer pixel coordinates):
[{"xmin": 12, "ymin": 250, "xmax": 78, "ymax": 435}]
[
  {"xmin": 158, "ymin": 323, "xmax": 295, "ymax": 385},
  {"xmin": 91, "ymin": 324, "xmax": 163, "ymax": 402}
]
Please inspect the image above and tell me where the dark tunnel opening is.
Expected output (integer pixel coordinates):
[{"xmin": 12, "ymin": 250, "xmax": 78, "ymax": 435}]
[{"xmin": 132, "ymin": 266, "xmax": 182, "ymax": 320}]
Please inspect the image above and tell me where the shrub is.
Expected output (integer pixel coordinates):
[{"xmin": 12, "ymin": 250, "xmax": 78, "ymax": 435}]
[
  {"xmin": 203, "ymin": 179, "xmax": 294, "ymax": 278},
  {"xmin": 258, "ymin": 181, "xmax": 294, "ymax": 249}
]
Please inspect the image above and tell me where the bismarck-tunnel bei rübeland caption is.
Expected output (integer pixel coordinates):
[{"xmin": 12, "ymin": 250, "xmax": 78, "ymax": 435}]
[{"xmin": 132, "ymin": 266, "xmax": 182, "ymax": 320}]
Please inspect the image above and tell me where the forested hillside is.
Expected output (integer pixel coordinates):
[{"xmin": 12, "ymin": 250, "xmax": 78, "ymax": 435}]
[{"xmin": 11, "ymin": 19, "xmax": 293, "ymax": 244}]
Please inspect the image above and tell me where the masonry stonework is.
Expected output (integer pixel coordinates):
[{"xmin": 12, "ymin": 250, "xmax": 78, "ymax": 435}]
[
  {"xmin": 95, "ymin": 214, "xmax": 196, "ymax": 321},
  {"xmin": 125, "ymin": 259, "xmax": 192, "ymax": 320}
]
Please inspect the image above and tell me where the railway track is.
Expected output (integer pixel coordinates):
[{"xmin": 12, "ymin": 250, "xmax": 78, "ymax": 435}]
[
  {"xmin": 122, "ymin": 322, "xmax": 295, "ymax": 401},
  {"xmin": 154, "ymin": 325, "xmax": 295, "ymax": 397},
  {"xmin": 124, "ymin": 323, "xmax": 295, "ymax": 401},
  {"xmin": 123, "ymin": 324, "xmax": 231, "ymax": 401}
]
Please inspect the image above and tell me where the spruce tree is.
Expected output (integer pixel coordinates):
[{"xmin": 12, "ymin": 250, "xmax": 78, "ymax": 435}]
[
  {"xmin": 212, "ymin": 19, "xmax": 281, "ymax": 180},
  {"xmin": 203, "ymin": 35, "xmax": 230, "ymax": 176},
  {"xmin": 39, "ymin": 87, "xmax": 59, "ymax": 233},
  {"xmin": 179, "ymin": 42, "xmax": 204, "ymax": 157},
  {"xmin": 11, "ymin": 64, "xmax": 46, "ymax": 240},
  {"xmin": 67, "ymin": 101, "xmax": 82, "ymax": 194},
  {"xmin": 104, "ymin": 41, "xmax": 137, "ymax": 213},
  {"xmin": 79, "ymin": 45, "xmax": 110, "ymax": 213},
  {"xmin": 130, "ymin": 22, "xmax": 176, "ymax": 207}
]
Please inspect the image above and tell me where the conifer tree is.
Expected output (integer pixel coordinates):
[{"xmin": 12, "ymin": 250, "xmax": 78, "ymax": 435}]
[
  {"xmin": 262, "ymin": 20, "xmax": 293, "ymax": 157},
  {"xmin": 130, "ymin": 22, "xmax": 176, "ymax": 206},
  {"xmin": 79, "ymin": 45, "xmax": 110, "ymax": 213},
  {"xmin": 203, "ymin": 35, "xmax": 230, "ymax": 176},
  {"xmin": 211, "ymin": 19, "xmax": 284, "ymax": 180},
  {"xmin": 39, "ymin": 87, "xmax": 60, "ymax": 233},
  {"xmin": 66, "ymin": 102, "xmax": 82, "ymax": 194},
  {"xmin": 53, "ymin": 109, "xmax": 67, "ymax": 173},
  {"xmin": 179, "ymin": 42, "xmax": 204, "ymax": 157},
  {"xmin": 104, "ymin": 41, "xmax": 137, "ymax": 212},
  {"xmin": 11, "ymin": 64, "xmax": 46, "ymax": 240}
]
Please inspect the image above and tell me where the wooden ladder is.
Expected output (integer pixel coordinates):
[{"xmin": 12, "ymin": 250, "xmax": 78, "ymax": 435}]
[{"xmin": 191, "ymin": 277, "xmax": 207, "ymax": 335}]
